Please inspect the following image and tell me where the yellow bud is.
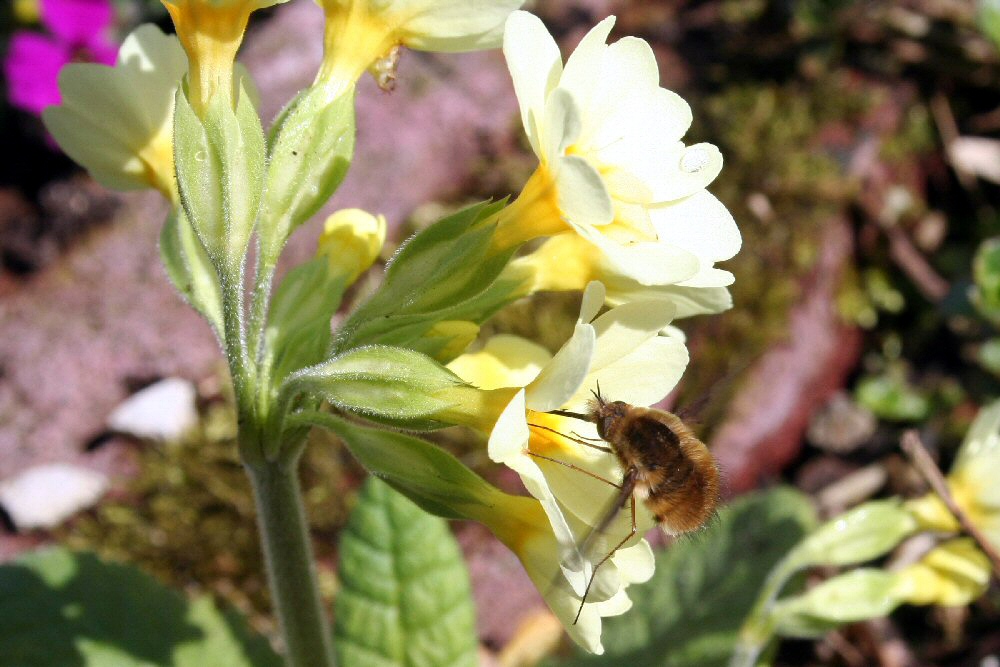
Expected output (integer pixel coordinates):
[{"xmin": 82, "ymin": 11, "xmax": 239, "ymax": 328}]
[
  {"xmin": 317, "ymin": 208, "xmax": 387, "ymax": 284},
  {"xmin": 893, "ymin": 539, "xmax": 991, "ymax": 607}
]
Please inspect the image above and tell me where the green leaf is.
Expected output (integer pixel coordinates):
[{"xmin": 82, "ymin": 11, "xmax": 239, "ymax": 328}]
[
  {"xmin": 979, "ymin": 0, "xmax": 1000, "ymax": 51},
  {"xmin": 334, "ymin": 477, "xmax": 478, "ymax": 667},
  {"xmin": 334, "ymin": 201, "xmax": 520, "ymax": 353},
  {"xmin": 290, "ymin": 346, "xmax": 469, "ymax": 430},
  {"xmin": 855, "ymin": 372, "xmax": 931, "ymax": 422},
  {"xmin": 552, "ymin": 487, "xmax": 817, "ymax": 667},
  {"xmin": 972, "ymin": 237, "xmax": 1000, "ymax": 324},
  {"xmin": 0, "ymin": 547, "xmax": 279, "ymax": 667},
  {"xmin": 771, "ymin": 569, "xmax": 901, "ymax": 639},
  {"xmin": 786, "ymin": 499, "xmax": 918, "ymax": 571},
  {"xmin": 304, "ymin": 412, "xmax": 506, "ymax": 522},
  {"xmin": 265, "ymin": 258, "xmax": 346, "ymax": 384},
  {"xmin": 261, "ymin": 86, "xmax": 356, "ymax": 261},
  {"xmin": 173, "ymin": 82, "xmax": 265, "ymax": 271},
  {"xmin": 159, "ymin": 208, "xmax": 224, "ymax": 335}
]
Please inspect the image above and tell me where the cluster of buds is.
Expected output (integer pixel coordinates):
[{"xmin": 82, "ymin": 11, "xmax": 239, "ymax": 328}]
[{"xmin": 43, "ymin": 0, "xmax": 741, "ymax": 653}]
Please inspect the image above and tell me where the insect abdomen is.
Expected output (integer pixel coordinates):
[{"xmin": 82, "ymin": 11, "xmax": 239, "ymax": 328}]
[{"xmin": 650, "ymin": 440, "xmax": 719, "ymax": 534}]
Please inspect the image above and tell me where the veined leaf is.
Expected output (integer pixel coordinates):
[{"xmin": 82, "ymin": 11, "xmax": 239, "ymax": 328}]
[{"xmin": 334, "ymin": 477, "xmax": 478, "ymax": 667}]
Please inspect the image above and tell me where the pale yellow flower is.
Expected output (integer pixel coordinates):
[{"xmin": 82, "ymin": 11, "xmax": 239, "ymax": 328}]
[
  {"xmin": 478, "ymin": 490, "xmax": 652, "ymax": 655},
  {"xmin": 494, "ymin": 12, "xmax": 739, "ymax": 288},
  {"xmin": 505, "ymin": 231, "xmax": 736, "ymax": 318},
  {"xmin": 892, "ymin": 539, "xmax": 991, "ymax": 607},
  {"xmin": 43, "ymin": 25, "xmax": 187, "ymax": 198},
  {"xmin": 316, "ymin": 0, "xmax": 525, "ymax": 97},
  {"xmin": 906, "ymin": 399, "xmax": 1000, "ymax": 548},
  {"xmin": 448, "ymin": 283, "xmax": 686, "ymax": 649}
]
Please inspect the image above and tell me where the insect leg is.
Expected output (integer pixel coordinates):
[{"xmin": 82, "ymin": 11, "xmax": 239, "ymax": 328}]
[
  {"xmin": 528, "ymin": 422, "xmax": 613, "ymax": 453},
  {"xmin": 574, "ymin": 473, "xmax": 638, "ymax": 625},
  {"xmin": 525, "ymin": 451, "xmax": 621, "ymax": 488}
]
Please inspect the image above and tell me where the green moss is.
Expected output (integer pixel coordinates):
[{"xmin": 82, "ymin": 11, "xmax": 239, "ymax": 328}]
[
  {"xmin": 56, "ymin": 392, "xmax": 361, "ymax": 637},
  {"xmin": 678, "ymin": 74, "xmax": 868, "ymax": 411}
]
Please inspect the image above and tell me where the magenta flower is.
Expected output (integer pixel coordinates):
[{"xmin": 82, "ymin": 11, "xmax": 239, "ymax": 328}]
[{"xmin": 4, "ymin": 0, "xmax": 117, "ymax": 115}]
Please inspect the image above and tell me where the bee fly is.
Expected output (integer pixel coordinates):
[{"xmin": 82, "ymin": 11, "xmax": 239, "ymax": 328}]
[{"xmin": 527, "ymin": 385, "xmax": 720, "ymax": 623}]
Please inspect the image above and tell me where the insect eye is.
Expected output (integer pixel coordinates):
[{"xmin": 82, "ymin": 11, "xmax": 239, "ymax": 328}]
[{"xmin": 597, "ymin": 416, "xmax": 614, "ymax": 439}]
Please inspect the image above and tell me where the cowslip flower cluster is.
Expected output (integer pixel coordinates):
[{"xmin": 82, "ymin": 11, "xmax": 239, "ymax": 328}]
[{"xmin": 42, "ymin": 0, "xmax": 739, "ymax": 656}]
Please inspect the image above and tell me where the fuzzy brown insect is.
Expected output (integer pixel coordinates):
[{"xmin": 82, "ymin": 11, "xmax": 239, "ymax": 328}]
[{"xmin": 532, "ymin": 386, "xmax": 720, "ymax": 623}]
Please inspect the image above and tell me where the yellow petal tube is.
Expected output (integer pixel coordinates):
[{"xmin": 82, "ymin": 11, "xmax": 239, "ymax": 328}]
[
  {"xmin": 317, "ymin": 0, "xmax": 398, "ymax": 97},
  {"xmin": 161, "ymin": 0, "xmax": 283, "ymax": 112}
]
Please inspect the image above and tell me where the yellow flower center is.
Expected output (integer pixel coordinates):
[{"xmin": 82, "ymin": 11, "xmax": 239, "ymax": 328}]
[
  {"xmin": 527, "ymin": 411, "xmax": 587, "ymax": 457},
  {"xmin": 490, "ymin": 165, "xmax": 569, "ymax": 251}
]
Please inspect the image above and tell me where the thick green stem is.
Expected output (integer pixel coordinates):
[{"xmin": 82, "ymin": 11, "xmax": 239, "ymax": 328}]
[{"xmin": 246, "ymin": 456, "xmax": 336, "ymax": 667}]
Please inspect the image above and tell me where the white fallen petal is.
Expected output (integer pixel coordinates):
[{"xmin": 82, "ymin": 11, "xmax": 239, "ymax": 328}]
[
  {"xmin": 107, "ymin": 377, "xmax": 198, "ymax": 440},
  {"xmin": 0, "ymin": 464, "xmax": 108, "ymax": 530}
]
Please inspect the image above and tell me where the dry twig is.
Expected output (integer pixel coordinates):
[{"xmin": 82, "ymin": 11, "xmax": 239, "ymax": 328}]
[{"xmin": 900, "ymin": 430, "xmax": 1000, "ymax": 579}]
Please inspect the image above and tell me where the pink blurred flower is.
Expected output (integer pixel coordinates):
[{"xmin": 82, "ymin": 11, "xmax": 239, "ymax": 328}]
[{"xmin": 4, "ymin": 0, "xmax": 117, "ymax": 115}]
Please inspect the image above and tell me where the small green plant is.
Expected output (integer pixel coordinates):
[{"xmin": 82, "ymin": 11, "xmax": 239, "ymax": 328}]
[
  {"xmin": 3, "ymin": 1, "xmax": 744, "ymax": 665},
  {"xmin": 730, "ymin": 402, "xmax": 1000, "ymax": 666}
]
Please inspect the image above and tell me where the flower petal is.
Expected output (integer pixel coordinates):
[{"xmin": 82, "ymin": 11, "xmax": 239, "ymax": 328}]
[
  {"xmin": 553, "ymin": 155, "xmax": 614, "ymax": 229},
  {"xmin": 525, "ymin": 322, "xmax": 595, "ymax": 412},
  {"xmin": 578, "ymin": 280, "xmax": 606, "ymax": 324},
  {"xmin": 542, "ymin": 89, "xmax": 583, "ymax": 164},
  {"xmin": 558, "ymin": 15, "xmax": 616, "ymax": 116},
  {"xmin": 503, "ymin": 9, "xmax": 561, "ymax": 155},
  {"xmin": 651, "ymin": 190, "xmax": 741, "ymax": 265},
  {"xmin": 571, "ymin": 220, "xmax": 701, "ymax": 286},
  {"xmin": 588, "ymin": 298, "xmax": 676, "ymax": 370},
  {"xmin": 447, "ymin": 334, "xmax": 551, "ymax": 389},
  {"xmin": 42, "ymin": 24, "xmax": 187, "ymax": 192},
  {"xmin": 395, "ymin": 0, "xmax": 526, "ymax": 52},
  {"xmin": 585, "ymin": 336, "xmax": 688, "ymax": 408}
]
